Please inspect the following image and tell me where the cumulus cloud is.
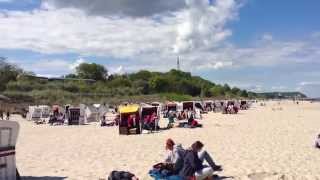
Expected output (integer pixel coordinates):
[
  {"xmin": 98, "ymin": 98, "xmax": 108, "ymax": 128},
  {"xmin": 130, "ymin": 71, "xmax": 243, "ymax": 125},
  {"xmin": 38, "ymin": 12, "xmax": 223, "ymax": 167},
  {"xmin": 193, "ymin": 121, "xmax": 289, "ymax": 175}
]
[
  {"xmin": 0, "ymin": 0, "xmax": 320, "ymax": 76},
  {"xmin": 69, "ymin": 57, "xmax": 85, "ymax": 71},
  {"xmin": 174, "ymin": 0, "xmax": 239, "ymax": 53},
  {"xmin": 0, "ymin": 8, "xmax": 176, "ymax": 58},
  {"xmin": 9, "ymin": 59, "xmax": 88, "ymax": 77},
  {"xmin": 0, "ymin": 0, "xmax": 244, "ymax": 72},
  {"xmin": 196, "ymin": 61, "xmax": 233, "ymax": 70},
  {"xmin": 109, "ymin": 65, "xmax": 124, "ymax": 75},
  {"xmin": 299, "ymin": 81, "xmax": 320, "ymax": 86},
  {"xmin": 41, "ymin": 0, "xmax": 186, "ymax": 17}
]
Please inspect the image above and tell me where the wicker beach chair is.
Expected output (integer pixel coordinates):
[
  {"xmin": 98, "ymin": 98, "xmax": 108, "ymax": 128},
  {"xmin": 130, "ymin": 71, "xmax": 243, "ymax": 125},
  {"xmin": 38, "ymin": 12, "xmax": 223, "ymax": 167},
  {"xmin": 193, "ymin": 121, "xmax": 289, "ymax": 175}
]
[{"xmin": 0, "ymin": 120, "xmax": 20, "ymax": 180}]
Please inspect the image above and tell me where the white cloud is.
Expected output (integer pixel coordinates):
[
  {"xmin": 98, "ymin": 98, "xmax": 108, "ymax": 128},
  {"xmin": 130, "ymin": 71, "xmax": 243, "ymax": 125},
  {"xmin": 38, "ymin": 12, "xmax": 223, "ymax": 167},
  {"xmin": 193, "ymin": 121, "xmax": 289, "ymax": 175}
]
[
  {"xmin": 174, "ymin": 0, "xmax": 238, "ymax": 53},
  {"xmin": 0, "ymin": 8, "xmax": 177, "ymax": 59},
  {"xmin": 0, "ymin": 0, "xmax": 319, "ymax": 75},
  {"xmin": 10, "ymin": 59, "xmax": 86, "ymax": 77},
  {"xmin": 109, "ymin": 65, "xmax": 124, "ymax": 75},
  {"xmin": 69, "ymin": 57, "xmax": 85, "ymax": 71},
  {"xmin": 299, "ymin": 81, "xmax": 320, "ymax": 86},
  {"xmin": 196, "ymin": 61, "xmax": 233, "ymax": 70},
  {"xmin": 0, "ymin": 1, "xmax": 243, "ymax": 72}
]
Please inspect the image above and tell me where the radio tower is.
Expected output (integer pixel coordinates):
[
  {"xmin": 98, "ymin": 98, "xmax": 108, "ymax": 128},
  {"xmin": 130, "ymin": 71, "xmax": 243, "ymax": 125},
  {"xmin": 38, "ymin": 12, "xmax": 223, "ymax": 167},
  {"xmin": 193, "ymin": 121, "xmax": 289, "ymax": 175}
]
[{"xmin": 177, "ymin": 56, "xmax": 180, "ymax": 71}]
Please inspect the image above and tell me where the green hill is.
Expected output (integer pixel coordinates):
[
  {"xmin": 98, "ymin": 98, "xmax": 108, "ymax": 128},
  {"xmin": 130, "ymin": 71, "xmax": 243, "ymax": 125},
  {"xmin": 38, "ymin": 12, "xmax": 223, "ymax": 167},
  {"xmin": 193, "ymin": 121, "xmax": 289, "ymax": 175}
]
[{"xmin": 1, "ymin": 59, "xmax": 305, "ymax": 105}]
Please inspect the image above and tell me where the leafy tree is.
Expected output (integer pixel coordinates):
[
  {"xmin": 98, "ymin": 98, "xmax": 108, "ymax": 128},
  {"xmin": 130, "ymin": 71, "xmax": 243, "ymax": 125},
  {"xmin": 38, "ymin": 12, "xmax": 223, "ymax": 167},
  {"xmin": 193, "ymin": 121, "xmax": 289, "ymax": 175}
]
[
  {"xmin": 133, "ymin": 80, "xmax": 150, "ymax": 94},
  {"xmin": 240, "ymin": 90, "xmax": 249, "ymax": 98},
  {"xmin": 210, "ymin": 85, "xmax": 225, "ymax": 97},
  {"xmin": 231, "ymin": 87, "xmax": 241, "ymax": 95},
  {"xmin": 0, "ymin": 59, "xmax": 269, "ymax": 104},
  {"xmin": 223, "ymin": 84, "xmax": 231, "ymax": 92},
  {"xmin": 149, "ymin": 76, "xmax": 169, "ymax": 92},
  {"xmin": 65, "ymin": 74, "xmax": 78, "ymax": 78},
  {"xmin": 75, "ymin": 63, "xmax": 108, "ymax": 81},
  {"xmin": 0, "ymin": 57, "xmax": 23, "ymax": 91},
  {"xmin": 129, "ymin": 70, "xmax": 152, "ymax": 81}
]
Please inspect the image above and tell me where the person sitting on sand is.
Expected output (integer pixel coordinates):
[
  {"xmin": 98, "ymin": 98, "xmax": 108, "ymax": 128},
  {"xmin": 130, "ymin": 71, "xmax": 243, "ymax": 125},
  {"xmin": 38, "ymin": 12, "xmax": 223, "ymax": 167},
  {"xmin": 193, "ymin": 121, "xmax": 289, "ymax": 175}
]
[
  {"xmin": 187, "ymin": 116, "xmax": 200, "ymax": 128},
  {"xmin": 187, "ymin": 108, "xmax": 194, "ymax": 120},
  {"xmin": 179, "ymin": 141, "xmax": 222, "ymax": 180},
  {"xmin": 164, "ymin": 139, "xmax": 186, "ymax": 174},
  {"xmin": 143, "ymin": 115, "xmax": 153, "ymax": 130},
  {"xmin": 187, "ymin": 110, "xmax": 201, "ymax": 128},
  {"xmin": 315, "ymin": 134, "xmax": 320, "ymax": 149}
]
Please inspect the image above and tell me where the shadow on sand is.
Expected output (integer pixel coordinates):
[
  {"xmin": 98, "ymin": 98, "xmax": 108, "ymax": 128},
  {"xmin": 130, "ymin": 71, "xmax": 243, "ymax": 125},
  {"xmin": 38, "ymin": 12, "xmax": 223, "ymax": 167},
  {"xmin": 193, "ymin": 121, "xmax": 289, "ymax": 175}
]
[
  {"xmin": 21, "ymin": 176, "xmax": 67, "ymax": 180},
  {"xmin": 213, "ymin": 175, "xmax": 234, "ymax": 180}
]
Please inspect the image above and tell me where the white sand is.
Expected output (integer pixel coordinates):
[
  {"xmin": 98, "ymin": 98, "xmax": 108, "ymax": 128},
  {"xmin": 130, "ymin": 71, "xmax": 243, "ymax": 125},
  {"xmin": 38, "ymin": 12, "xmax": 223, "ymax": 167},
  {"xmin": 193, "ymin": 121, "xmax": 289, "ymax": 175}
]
[{"xmin": 15, "ymin": 101, "xmax": 320, "ymax": 180}]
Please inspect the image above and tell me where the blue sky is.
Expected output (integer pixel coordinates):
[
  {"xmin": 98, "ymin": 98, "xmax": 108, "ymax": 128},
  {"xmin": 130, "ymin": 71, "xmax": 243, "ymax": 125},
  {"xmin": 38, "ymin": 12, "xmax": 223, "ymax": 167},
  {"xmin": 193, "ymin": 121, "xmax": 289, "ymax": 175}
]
[{"xmin": 0, "ymin": 0, "xmax": 320, "ymax": 97}]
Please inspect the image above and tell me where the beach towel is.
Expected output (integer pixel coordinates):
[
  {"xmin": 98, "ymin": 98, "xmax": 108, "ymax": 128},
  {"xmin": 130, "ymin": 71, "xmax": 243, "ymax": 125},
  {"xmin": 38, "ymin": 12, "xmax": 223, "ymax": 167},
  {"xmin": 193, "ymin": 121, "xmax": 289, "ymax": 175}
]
[{"xmin": 149, "ymin": 168, "xmax": 182, "ymax": 180}]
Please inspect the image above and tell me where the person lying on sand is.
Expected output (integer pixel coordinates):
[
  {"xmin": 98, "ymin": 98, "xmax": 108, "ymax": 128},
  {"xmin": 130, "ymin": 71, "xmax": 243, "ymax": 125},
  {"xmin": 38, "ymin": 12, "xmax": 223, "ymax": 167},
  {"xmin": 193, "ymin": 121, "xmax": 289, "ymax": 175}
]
[{"xmin": 179, "ymin": 141, "xmax": 222, "ymax": 180}]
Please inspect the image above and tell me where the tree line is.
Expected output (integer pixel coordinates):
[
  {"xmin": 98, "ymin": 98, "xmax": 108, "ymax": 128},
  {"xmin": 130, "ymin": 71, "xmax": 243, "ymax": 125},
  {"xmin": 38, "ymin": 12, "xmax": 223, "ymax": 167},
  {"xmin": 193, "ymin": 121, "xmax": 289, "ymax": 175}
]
[{"xmin": 1, "ymin": 58, "xmax": 260, "ymax": 105}]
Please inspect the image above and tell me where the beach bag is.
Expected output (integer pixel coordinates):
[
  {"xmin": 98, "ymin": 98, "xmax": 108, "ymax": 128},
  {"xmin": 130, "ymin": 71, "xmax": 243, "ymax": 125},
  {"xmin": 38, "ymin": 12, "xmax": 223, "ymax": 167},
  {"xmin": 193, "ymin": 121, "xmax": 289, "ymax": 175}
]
[{"xmin": 108, "ymin": 171, "xmax": 136, "ymax": 180}]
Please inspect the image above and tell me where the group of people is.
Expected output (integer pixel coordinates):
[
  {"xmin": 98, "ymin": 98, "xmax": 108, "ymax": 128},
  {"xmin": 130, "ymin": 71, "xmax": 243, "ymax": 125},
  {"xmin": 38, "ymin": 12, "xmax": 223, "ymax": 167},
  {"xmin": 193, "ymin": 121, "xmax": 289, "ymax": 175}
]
[
  {"xmin": 48, "ymin": 112, "xmax": 65, "ymax": 125},
  {"xmin": 150, "ymin": 139, "xmax": 222, "ymax": 180},
  {"xmin": 223, "ymin": 103, "xmax": 238, "ymax": 114},
  {"xmin": 142, "ymin": 112, "xmax": 159, "ymax": 131},
  {"xmin": 0, "ymin": 110, "xmax": 10, "ymax": 120},
  {"xmin": 167, "ymin": 109, "xmax": 202, "ymax": 129}
]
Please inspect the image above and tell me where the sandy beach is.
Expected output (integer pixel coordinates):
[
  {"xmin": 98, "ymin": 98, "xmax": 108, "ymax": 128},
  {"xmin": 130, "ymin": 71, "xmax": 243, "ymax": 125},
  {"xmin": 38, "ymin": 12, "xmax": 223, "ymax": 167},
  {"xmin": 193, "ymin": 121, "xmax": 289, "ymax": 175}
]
[{"xmin": 15, "ymin": 101, "xmax": 320, "ymax": 180}]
